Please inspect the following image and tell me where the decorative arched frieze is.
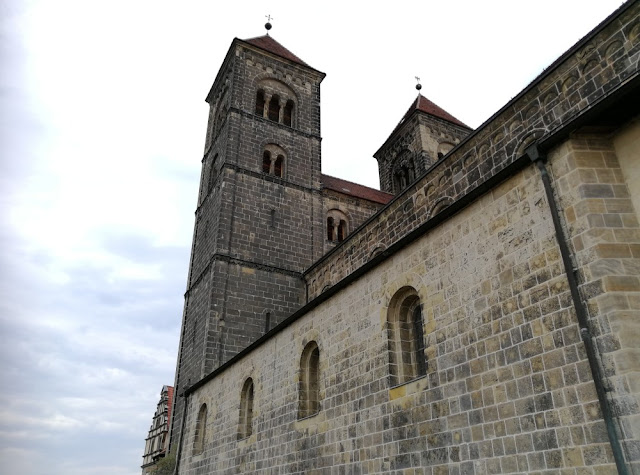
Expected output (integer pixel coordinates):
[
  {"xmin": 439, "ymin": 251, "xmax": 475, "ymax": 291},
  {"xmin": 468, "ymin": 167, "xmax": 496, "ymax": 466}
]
[
  {"xmin": 513, "ymin": 129, "xmax": 546, "ymax": 161},
  {"xmin": 368, "ymin": 245, "xmax": 387, "ymax": 261},
  {"xmin": 428, "ymin": 196, "xmax": 454, "ymax": 219}
]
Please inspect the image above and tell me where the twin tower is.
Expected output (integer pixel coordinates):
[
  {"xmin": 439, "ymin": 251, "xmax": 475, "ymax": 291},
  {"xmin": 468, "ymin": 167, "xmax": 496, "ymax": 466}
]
[{"xmin": 171, "ymin": 32, "xmax": 470, "ymax": 440}]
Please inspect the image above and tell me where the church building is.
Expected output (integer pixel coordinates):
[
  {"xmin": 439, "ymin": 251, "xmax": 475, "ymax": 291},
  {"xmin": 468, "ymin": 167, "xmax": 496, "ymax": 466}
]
[{"xmin": 167, "ymin": 3, "xmax": 640, "ymax": 473}]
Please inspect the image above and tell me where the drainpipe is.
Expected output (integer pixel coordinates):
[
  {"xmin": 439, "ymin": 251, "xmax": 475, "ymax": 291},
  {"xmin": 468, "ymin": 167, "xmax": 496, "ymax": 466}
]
[
  {"xmin": 526, "ymin": 144, "xmax": 627, "ymax": 474},
  {"xmin": 173, "ymin": 391, "xmax": 190, "ymax": 475}
]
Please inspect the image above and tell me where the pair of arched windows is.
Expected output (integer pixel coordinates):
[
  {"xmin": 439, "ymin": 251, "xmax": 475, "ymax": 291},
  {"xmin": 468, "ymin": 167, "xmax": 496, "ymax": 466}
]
[
  {"xmin": 255, "ymin": 90, "xmax": 294, "ymax": 127},
  {"xmin": 327, "ymin": 217, "xmax": 347, "ymax": 242},
  {"xmin": 262, "ymin": 150, "xmax": 284, "ymax": 177},
  {"xmin": 326, "ymin": 210, "xmax": 348, "ymax": 243},
  {"xmin": 387, "ymin": 287, "xmax": 427, "ymax": 386},
  {"xmin": 393, "ymin": 163, "xmax": 416, "ymax": 193}
]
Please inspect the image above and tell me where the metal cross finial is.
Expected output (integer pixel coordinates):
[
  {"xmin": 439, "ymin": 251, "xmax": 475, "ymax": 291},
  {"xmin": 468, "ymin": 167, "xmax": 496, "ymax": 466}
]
[
  {"xmin": 265, "ymin": 14, "xmax": 273, "ymax": 33},
  {"xmin": 415, "ymin": 76, "xmax": 422, "ymax": 91},
  {"xmin": 266, "ymin": 14, "xmax": 273, "ymax": 22}
]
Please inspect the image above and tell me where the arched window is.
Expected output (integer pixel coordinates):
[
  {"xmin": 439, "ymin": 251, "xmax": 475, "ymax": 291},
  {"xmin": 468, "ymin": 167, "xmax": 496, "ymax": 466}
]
[
  {"xmin": 387, "ymin": 287, "xmax": 426, "ymax": 386},
  {"xmin": 261, "ymin": 145, "xmax": 286, "ymax": 177},
  {"xmin": 255, "ymin": 90, "xmax": 266, "ymax": 117},
  {"xmin": 327, "ymin": 210, "xmax": 349, "ymax": 242},
  {"xmin": 327, "ymin": 217, "xmax": 335, "ymax": 241},
  {"xmin": 268, "ymin": 95, "xmax": 280, "ymax": 122},
  {"xmin": 298, "ymin": 341, "xmax": 320, "ymax": 419},
  {"xmin": 283, "ymin": 100, "xmax": 294, "ymax": 127},
  {"xmin": 262, "ymin": 151, "xmax": 272, "ymax": 174},
  {"xmin": 274, "ymin": 155, "xmax": 284, "ymax": 178},
  {"xmin": 392, "ymin": 151, "xmax": 417, "ymax": 193},
  {"xmin": 192, "ymin": 403, "xmax": 207, "ymax": 455},
  {"xmin": 255, "ymin": 79, "xmax": 296, "ymax": 127},
  {"xmin": 238, "ymin": 378, "xmax": 254, "ymax": 439}
]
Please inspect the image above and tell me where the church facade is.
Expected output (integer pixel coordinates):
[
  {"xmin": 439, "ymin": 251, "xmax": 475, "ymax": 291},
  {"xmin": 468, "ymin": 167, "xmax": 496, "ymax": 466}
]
[{"xmin": 169, "ymin": 3, "xmax": 640, "ymax": 473}]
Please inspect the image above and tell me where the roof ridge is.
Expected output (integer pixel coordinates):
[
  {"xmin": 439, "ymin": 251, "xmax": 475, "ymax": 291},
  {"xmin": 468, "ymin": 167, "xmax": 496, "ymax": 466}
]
[
  {"xmin": 321, "ymin": 174, "xmax": 393, "ymax": 205},
  {"xmin": 241, "ymin": 34, "xmax": 309, "ymax": 67}
]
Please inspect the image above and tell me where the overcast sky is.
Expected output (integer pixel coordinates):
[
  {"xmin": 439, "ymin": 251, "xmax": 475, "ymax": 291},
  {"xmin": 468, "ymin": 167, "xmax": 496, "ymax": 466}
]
[{"xmin": 0, "ymin": 1, "xmax": 625, "ymax": 474}]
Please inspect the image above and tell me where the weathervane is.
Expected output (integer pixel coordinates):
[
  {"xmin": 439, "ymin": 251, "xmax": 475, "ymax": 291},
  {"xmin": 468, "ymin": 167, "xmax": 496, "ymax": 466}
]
[
  {"xmin": 415, "ymin": 76, "xmax": 422, "ymax": 91},
  {"xmin": 265, "ymin": 14, "xmax": 273, "ymax": 33}
]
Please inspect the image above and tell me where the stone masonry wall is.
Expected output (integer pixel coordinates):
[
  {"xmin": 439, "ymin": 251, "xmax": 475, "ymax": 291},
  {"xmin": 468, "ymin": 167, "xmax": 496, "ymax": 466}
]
[
  {"xmin": 172, "ymin": 40, "xmax": 325, "ymax": 447},
  {"xmin": 321, "ymin": 190, "xmax": 386, "ymax": 256},
  {"xmin": 306, "ymin": 3, "xmax": 640, "ymax": 301},
  {"xmin": 178, "ymin": 147, "xmax": 619, "ymax": 474},
  {"xmin": 376, "ymin": 113, "xmax": 471, "ymax": 194},
  {"xmin": 549, "ymin": 131, "xmax": 640, "ymax": 470}
]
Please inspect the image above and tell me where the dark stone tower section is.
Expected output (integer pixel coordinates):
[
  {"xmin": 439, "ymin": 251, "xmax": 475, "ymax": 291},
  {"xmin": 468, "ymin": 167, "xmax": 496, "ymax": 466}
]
[
  {"xmin": 171, "ymin": 35, "xmax": 325, "ymax": 445},
  {"xmin": 375, "ymin": 94, "xmax": 472, "ymax": 195}
]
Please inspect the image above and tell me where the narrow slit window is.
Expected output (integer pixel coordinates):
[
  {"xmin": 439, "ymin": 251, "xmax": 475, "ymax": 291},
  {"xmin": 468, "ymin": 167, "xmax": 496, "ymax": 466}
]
[
  {"xmin": 192, "ymin": 403, "xmax": 207, "ymax": 455},
  {"xmin": 238, "ymin": 378, "xmax": 254, "ymax": 439},
  {"xmin": 264, "ymin": 311, "xmax": 271, "ymax": 333}
]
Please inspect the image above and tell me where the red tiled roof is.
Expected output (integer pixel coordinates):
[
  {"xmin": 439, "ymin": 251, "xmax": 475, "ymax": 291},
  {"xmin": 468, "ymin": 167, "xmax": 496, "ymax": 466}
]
[
  {"xmin": 403, "ymin": 94, "xmax": 470, "ymax": 130},
  {"xmin": 242, "ymin": 35, "xmax": 308, "ymax": 67},
  {"xmin": 321, "ymin": 174, "xmax": 393, "ymax": 205}
]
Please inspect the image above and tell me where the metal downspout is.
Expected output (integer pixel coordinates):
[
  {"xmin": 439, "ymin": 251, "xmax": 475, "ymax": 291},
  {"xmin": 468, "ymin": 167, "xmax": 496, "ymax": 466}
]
[{"xmin": 526, "ymin": 144, "xmax": 627, "ymax": 474}]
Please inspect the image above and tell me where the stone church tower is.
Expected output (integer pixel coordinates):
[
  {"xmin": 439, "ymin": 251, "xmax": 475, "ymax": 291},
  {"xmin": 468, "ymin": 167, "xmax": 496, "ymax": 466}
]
[
  {"xmin": 375, "ymin": 93, "xmax": 472, "ymax": 194},
  {"xmin": 171, "ymin": 33, "xmax": 326, "ymax": 442}
]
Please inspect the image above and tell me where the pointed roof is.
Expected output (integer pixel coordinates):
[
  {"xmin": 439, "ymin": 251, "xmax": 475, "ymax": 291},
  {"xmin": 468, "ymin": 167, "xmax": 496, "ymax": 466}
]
[
  {"xmin": 242, "ymin": 35, "xmax": 309, "ymax": 67},
  {"xmin": 402, "ymin": 94, "xmax": 470, "ymax": 130},
  {"xmin": 375, "ymin": 94, "xmax": 471, "ymax": 157}
]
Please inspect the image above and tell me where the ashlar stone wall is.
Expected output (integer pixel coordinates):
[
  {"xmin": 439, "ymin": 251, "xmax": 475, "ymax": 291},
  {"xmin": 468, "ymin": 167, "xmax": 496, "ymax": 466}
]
[{"xmin": 177, "ymin": 136, "xmax": 631, "ymax": 473}]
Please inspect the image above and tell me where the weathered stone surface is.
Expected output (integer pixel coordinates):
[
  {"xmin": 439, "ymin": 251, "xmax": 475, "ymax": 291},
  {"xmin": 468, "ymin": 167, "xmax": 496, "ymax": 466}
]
[{"xmin": 170, "ymin": 2, "xmax": 640, "ymax": 473}]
